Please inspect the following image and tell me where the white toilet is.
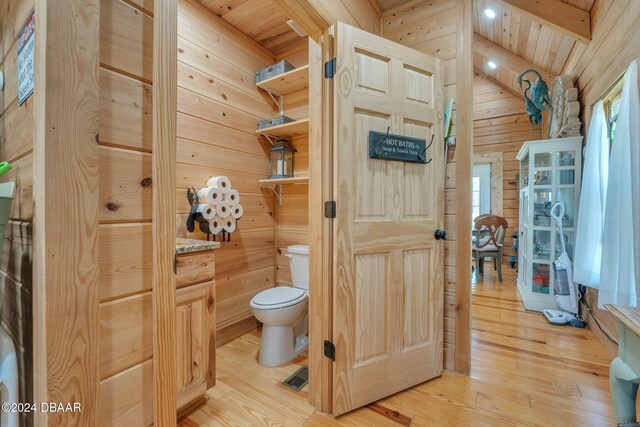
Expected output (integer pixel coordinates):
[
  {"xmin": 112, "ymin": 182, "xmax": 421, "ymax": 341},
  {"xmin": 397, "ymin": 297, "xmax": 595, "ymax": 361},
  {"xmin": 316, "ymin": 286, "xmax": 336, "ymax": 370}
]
[{"xmin": 250, "ymin": 244, "xmax": 309, "ymax": 367}]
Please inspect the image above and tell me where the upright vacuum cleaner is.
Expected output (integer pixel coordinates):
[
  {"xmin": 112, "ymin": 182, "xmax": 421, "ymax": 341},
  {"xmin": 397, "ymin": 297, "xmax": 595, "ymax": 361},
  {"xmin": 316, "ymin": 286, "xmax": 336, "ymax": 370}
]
[{"xmin": 543, "ymin": 202, "xmax": 583, "ymax": 326}]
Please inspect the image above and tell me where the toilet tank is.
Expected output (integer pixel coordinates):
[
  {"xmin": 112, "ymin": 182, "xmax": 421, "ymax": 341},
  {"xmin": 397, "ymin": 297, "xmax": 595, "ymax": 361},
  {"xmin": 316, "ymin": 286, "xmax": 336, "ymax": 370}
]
[{"xmin": 287, "ymin": 245, "xmax": 309, "ymax": 290}]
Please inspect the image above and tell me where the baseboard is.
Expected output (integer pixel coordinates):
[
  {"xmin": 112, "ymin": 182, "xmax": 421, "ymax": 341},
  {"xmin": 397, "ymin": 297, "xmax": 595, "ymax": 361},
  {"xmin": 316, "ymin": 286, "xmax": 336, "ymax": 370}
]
[
  {"xmin": 580, "ymin": 301, "xmax": 618, "ymax": 357},
  {"xmin": 216, "ymin": 314, "xmax": 260, "ymax": 348}
]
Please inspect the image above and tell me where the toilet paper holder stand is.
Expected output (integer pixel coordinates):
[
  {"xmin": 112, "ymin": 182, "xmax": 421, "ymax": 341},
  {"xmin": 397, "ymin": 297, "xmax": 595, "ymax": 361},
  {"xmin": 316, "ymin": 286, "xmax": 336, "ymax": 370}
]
[{"xmin": 186, "ymin": 187, "xmax": 240, "ymax": 242}]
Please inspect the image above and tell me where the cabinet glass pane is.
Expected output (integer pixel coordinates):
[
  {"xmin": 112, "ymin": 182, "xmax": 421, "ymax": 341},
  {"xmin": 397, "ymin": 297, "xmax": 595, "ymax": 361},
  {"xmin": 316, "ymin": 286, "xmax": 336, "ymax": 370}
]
[
  {"xmin": 533, "ymin": 230, "xmax": 552, "ymax": 260},
  {"xmin": 520, "ymin": 256, "xmax": 527, "ymax": 287},
  {"xmin": 557, "ymin": 169, "xmax": 575, "ymax": 185},
  {"xmin": 521, "ymin": 192, "xmax": 529, "ymax": 224},
  {"xmin": 533, "ymin": 189, "xmax": 552, "ymax": 226},
  {"xmin": 532, "ymin": 263, "xmax": 551, "ymax": 294},
  {"xmin": 557, "ymin": 151, "xmax": 576, "ymax": 167},
  {"xmin": 555, "ymin": 188, "xmax": 576, "ymax": 227},
  {"xmin": 533, "ymin": 170, "xmax": 552, "ymax": 185},
  {"xmin": 535, "ymin": 152, "xmax": 552, "ymax": 167},
  {"xmin": 555, "ymin": 230, "xmax": 575, "ymax": 260},
  {"xmin": 522, "ymin": 154, "xmax": 529, "ymax": 187}
]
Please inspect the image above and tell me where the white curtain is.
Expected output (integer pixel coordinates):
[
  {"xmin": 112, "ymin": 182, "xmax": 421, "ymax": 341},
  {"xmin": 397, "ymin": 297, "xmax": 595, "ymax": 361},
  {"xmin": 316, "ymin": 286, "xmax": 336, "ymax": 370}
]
[
  {"xmin": 574, "ymin": 101, "xmax": 608, "ymax": 288},
  {"xmin": 599, "ymin": 59, "xmax": 640, "ymax": 308}
]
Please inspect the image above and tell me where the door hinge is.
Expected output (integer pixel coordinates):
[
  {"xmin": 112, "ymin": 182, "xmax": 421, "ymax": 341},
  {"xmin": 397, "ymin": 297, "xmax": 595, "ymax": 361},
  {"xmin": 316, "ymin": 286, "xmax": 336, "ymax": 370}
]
[
  {"xmin": 324, "ymin": 340, "xmax": 335, "ymax": 361},
  {"xmin": 324, "ymin": 57, "xmax": 336, "ymax": 78},
  {"xmin": 324, "ymin": 201, "xmax": 336, "ymax": 219}
]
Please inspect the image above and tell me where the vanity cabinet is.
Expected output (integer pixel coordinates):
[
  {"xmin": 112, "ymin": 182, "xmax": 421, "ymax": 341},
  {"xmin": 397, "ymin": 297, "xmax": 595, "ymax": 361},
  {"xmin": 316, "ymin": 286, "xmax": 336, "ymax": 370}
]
[{"xmin": 175, "ymin": 249, "xmax": 216, "ymax": 411}]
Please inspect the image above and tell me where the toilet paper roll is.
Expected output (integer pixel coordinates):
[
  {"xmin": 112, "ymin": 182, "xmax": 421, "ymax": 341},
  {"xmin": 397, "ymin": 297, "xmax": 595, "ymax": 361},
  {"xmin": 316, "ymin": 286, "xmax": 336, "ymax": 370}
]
[
  {"xmin": 207, "ymin": 176, "xmax": 231, "ymax": 194},
  {"xmin": 223, "ymin": 217, "xmax": 236, "ymax": 233},
  {"xmin": 196, "ymin": 203, "xmax": 216, "ymax": 220},
  {"xmin": 230, "ymin": 203, "xmax": 244, "ymax": 219},
  {"xmin": 217, "ymin": 201, "xmax": 231, "ymax": 218},
  {"xmin": 197, "ymin": 186, "xmax": 222, "ymax": 205},
  {"xmin": 209, "ymin": 217, "xmax": 223, "ymax": 234},
  {"xmin": 224, "ymin": 189, "xmax": 240, "ymax": 206}
]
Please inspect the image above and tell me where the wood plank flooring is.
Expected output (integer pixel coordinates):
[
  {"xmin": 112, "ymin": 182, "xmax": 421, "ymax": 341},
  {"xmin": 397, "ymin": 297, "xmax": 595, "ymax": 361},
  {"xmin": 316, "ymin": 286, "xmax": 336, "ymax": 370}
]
[{"xmin": 178, "ymin": 267, "xmax": 617, "ymax": 426}]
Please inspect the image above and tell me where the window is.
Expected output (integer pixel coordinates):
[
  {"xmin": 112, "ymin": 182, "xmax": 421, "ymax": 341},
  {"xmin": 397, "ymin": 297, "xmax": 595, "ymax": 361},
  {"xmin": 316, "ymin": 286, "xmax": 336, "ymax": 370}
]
[
  {"xmin": 607, "ymin": 94, "xmax": 621, "ymax": 142},
  {"xmin": 604, "ymin": 76, "xmax": 624, "ymax": 147}
]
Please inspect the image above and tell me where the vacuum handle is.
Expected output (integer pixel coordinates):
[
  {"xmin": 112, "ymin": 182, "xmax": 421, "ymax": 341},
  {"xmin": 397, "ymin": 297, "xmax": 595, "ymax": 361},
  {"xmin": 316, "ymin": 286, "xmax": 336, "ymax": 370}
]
[
  {"xmin": 550, "ymin": 202, "xmax": 566, "ymax": 254},
  {"xmin": 550, "ymin": 201, "xmax": 565, "ymax": 224}
]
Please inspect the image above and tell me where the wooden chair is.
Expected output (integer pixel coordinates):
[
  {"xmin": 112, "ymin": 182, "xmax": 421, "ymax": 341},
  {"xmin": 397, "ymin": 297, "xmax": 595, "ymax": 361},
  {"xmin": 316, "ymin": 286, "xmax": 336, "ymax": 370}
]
[{"xmin": 473, "ymin": 214, "xmax": 509, "ymax": 282}]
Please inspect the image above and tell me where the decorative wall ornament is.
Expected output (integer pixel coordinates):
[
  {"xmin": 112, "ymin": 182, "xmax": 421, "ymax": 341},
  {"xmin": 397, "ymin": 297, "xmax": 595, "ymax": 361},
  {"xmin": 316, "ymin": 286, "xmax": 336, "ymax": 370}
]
[
  {"xmin": 549, "ymin": 75, "xmax": 582, "ymax": 139},
  {"xmin": 518, "ymin": 69, "xmax": 554, "ymax": 139}
]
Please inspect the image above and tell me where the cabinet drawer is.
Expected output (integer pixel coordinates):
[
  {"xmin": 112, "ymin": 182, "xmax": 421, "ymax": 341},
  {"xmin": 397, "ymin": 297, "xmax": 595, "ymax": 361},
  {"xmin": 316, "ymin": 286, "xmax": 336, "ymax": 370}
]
[{"xmin": 176, "ymin": 250, "xmax": 215, "ymax": 287}]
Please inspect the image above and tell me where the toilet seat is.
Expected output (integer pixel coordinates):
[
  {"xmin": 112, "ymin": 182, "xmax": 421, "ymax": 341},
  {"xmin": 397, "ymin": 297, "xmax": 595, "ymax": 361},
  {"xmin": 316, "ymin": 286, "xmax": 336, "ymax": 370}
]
[{"xmin": 250, "ymin": 286, "xmax": 307, "ymax": 310}]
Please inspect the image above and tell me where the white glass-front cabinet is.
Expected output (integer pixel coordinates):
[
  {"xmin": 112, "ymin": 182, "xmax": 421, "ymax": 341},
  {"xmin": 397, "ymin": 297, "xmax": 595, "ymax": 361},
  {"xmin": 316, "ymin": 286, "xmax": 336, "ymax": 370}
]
[{"xmin": 516, "ymin": 136, "xmax": 582, "ymax": 312}]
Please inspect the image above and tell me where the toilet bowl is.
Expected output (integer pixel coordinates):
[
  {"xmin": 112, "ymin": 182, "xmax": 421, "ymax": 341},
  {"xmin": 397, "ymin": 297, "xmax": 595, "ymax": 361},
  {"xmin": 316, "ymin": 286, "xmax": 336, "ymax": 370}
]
[{"xmin": 250, "ymin": 244, "xmax": 309, "ymax": 366}]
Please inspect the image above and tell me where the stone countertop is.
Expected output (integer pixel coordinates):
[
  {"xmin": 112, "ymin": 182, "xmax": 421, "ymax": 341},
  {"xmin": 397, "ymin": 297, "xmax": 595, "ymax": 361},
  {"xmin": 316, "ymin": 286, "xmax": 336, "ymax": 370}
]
[{"xmin": 176, "ymin": 238, "xmax": 220, "ymax": 254}]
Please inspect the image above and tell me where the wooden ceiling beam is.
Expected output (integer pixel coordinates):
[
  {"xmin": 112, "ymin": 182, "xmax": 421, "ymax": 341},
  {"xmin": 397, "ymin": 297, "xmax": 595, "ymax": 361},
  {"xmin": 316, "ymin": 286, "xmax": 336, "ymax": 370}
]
[
  {"xmin": 474, "ymin": 67, "xmax": 523, "ymax": 100},
  {"xmin": 499, "ymin": 0, "xmax": 590, "ymax": 43},
  {"xmin": 273, "ymin": 0, "xmax": 382, "ymax": 38},
  {"xmin": 271, "ymin": 0, "xmax": 329, "ymax": 36},
  {"xmin": 474, "ymin": 34, "xmax": 555, "ymax": 85}
]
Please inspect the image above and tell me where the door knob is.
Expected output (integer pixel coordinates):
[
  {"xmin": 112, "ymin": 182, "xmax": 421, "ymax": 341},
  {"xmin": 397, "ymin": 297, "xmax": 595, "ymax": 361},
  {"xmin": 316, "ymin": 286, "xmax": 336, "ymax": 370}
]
[{"xmin": 434, "ymin": 229, "xmax": 448, "ymax": 240}]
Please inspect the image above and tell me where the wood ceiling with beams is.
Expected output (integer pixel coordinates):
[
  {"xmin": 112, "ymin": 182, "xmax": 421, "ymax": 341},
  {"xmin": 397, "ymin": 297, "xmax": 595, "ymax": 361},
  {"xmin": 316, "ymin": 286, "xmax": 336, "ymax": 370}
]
[
  {"xmin": 196, "ymin": 0, "xmax": 305, "ymax": 55},
  {"xmin": 473, "ymin": 0, "xmax": 596, "ymax": 97},
  {"xmin": 378, "ymin": 0, "xmax": 596, "ymax": 99}
]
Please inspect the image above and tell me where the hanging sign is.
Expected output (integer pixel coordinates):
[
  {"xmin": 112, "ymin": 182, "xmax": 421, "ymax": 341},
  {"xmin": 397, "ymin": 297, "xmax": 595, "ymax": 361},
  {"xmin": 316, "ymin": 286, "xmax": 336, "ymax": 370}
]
[
  {"xmin": 368, "ymin": 130, "xmax": 429, "ymax": 164},
  {"xmin": 18, "ymin": 11, "xmax": 35, "ymax": 106}
]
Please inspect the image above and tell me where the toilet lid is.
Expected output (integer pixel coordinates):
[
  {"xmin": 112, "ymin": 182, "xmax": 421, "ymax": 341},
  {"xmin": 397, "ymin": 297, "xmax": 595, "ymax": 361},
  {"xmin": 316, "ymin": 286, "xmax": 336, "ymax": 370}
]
[{"xmin": 251, "ymin": 286, "xmax": 306, "ymax": 307}]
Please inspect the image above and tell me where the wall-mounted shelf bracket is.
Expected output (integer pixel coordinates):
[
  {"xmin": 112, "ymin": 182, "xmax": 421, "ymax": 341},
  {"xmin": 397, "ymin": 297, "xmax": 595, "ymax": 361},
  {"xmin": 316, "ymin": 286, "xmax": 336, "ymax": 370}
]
[
  {"xmin": 264, "ymin": 183, "xmax": 283, "ymax": 206},
  {"xmin": 260, "ymin": 132, "xmax": 277, "ymax": 146},
  {"xmin": 263, "ymin": 92, "xmax": 284, "ymax": 116}
]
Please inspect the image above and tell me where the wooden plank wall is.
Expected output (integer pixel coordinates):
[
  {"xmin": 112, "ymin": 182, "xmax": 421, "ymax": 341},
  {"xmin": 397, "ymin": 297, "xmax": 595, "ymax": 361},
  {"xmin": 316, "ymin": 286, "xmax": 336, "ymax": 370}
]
[
  {"xmin": 274, "ymin": 43, "xmax": 310, "ymax": 287},
  {"xmin": 176, "ymin": 0, "xmax": 278, "ymax": 345},
  {"xmin": 0, "ymin": 1, "xmax": 35, "ymax": 425},
  {"xmin": 382, "ymin": 0, "xmax": 459, "ymax": 371},
  {"xmin": 561, "ymin": 0, "xmax": 640, "ymax": 355},
  {"xmin": 473, "ymin": 74, "xmax": 528, "ymax": 259},
  {"xmin": 98, "ymin": 0, "xmax": 156, "ymax": 425}
]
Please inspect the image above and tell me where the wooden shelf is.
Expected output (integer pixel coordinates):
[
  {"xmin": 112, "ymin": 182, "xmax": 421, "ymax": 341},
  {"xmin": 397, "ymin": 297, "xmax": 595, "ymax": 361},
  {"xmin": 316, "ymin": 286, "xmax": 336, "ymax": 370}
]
[
  {"xmin": 258, "ymin": 176, "xmax": 309, "ymax": 185},
  {"xmin": 256, "ymin": 65, "xmax": 309, "ymax": 96},
  {"xmin": 256, "ymin": 118, "xmax": 309, "ymax": 138}
]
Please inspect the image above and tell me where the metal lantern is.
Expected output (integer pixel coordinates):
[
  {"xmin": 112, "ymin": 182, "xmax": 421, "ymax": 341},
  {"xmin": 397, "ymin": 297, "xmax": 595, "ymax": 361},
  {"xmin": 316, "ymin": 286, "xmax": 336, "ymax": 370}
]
[{"xmin": 269, "ymin": 139, "xmax": 294, "ymax": 179}]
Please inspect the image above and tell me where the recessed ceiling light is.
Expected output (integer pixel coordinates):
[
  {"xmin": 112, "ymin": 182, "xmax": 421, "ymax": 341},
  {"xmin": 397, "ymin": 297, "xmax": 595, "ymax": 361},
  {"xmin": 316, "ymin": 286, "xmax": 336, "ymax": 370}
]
[
  {"xmin": 487, "ymin": 61, "xmax": 497, "ymax": 69},
  {"xmin": 484, "ymin": 8, "xmax": 496, "ymax": 19}
]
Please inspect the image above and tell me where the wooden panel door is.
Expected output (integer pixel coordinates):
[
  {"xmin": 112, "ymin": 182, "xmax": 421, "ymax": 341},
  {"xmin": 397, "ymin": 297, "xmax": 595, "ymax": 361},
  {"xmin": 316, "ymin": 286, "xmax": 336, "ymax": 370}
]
[
  {"xmin": 332, "ymin": 23, "xmax": 445, "ymax": 415},
  {"xmin": 176, "ymin": 281, "xmax": 215, "ymax": 410}
]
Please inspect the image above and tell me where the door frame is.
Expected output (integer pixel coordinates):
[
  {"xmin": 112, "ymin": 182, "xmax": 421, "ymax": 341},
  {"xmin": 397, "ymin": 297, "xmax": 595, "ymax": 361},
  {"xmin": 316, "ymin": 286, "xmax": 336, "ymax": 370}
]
[
  {"xmin": 454, "ymin": 0, "xmax": 474, "ymax": 376},
  {"xmin": 152, "ymin": 0, "xmax": 178, "ymax": 424},
  {"xmin": 307, "ymin": 28, "xmax": 335, "ymax": 413}
]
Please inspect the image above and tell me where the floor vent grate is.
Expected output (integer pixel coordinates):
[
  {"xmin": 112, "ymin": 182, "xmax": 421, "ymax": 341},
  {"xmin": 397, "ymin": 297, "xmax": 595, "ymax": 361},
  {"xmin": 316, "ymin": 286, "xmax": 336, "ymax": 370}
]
[{"xmin": 282, "ymin": 366, "xmax": 309, "ymax": 392}]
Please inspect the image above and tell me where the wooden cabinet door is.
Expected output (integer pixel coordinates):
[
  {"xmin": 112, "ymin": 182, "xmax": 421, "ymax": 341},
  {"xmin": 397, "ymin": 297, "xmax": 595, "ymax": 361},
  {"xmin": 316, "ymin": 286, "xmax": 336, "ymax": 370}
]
[
  {"xmin": 176, "ymin": 281, "xmax": 215, "ymax": 409},
  {"xmin": 331, "ymin": 22, "xmax": 445, "ymax": 415}
]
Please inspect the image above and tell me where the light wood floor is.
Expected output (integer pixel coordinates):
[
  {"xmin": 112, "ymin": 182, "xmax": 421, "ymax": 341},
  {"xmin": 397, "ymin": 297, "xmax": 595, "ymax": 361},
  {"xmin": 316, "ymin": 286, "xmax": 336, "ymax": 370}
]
[{"xmin": 178, "ymin": 267, "xmax": 617, "ymax": 426}]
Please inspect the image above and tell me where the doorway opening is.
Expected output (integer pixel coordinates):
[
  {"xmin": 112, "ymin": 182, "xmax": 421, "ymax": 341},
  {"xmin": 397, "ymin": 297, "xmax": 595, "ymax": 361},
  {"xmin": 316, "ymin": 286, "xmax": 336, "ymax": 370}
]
[{"xmin": 472, "ymin": 163, "xmax": 491, "ymax": 221}]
